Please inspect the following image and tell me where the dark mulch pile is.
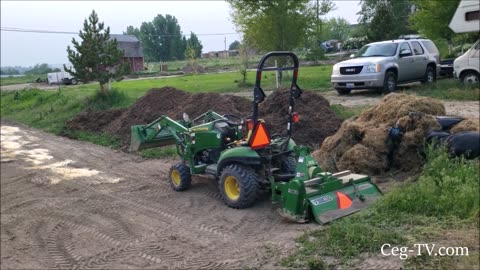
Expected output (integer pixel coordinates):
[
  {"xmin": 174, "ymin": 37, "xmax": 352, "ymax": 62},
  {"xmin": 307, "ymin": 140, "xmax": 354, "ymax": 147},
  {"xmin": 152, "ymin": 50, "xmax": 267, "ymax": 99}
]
[
  {"xmin": 66, "ymin": 87, "xmax": 341, "ymax": 149},
  {"xmin": 259, "ymin": 89, "xmax": 341, "ymax": 148}
]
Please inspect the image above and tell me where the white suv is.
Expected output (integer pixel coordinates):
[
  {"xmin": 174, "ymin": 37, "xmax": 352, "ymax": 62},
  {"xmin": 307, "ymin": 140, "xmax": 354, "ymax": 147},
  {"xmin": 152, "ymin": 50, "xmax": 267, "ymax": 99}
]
[{"xmin": 331, "ymin": 38, "xmax": 441, "ymax": 95}]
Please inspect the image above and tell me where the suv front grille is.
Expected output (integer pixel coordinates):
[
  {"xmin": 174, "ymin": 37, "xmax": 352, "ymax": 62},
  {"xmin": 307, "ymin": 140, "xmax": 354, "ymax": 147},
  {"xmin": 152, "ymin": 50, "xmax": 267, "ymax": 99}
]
[{"xmin": 340, "ymin": 66, "xmax": 363, "ymax": 75}]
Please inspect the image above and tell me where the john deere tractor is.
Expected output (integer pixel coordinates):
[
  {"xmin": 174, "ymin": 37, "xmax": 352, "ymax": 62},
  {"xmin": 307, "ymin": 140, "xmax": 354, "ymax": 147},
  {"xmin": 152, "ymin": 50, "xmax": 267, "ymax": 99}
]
[{"xmin": 130, "ymin": 52, "xmax": 382, "ymax": 224}]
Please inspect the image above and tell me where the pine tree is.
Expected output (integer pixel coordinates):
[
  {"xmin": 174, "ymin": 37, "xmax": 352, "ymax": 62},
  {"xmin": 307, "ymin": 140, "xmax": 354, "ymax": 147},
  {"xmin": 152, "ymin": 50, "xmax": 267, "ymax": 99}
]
[{"xmin": 64, "ymin": 10, "xmax": 129, "ymax": 93}]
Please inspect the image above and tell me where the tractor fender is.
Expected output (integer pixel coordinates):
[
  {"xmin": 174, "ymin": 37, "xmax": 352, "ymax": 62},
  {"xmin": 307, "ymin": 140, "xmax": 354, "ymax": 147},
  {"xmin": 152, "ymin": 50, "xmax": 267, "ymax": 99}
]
[
  {"xmin": 216, "ymin": 146, "xmax": 261, "ymax": 177},
  {"xmin": 286, "ymin": 139, "xmax": 297, "ymax": 151}
]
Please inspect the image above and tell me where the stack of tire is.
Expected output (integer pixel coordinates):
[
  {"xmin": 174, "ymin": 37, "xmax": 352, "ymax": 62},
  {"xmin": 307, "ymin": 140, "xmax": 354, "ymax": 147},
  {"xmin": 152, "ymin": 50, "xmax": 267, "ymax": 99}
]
[{"xmin": 427, "ymin": 116, "xmax": 480, "ymax": 159}]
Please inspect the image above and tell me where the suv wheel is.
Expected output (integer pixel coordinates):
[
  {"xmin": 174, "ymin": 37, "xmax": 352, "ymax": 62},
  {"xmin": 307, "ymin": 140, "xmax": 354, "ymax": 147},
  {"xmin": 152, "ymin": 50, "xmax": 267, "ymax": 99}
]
[
  {"xmin": 335, "ymin": 88, "xmax": 351, "ymax": 95},
  {"xmin": 422, "ymin": 66, "xmax": 436, "ymax": 84},
  {"xmin": 383, "ymin": 71, "xmax": 397, "ymax": 94},
  {"xmin": 461, "ymin": 71, "xmax": 479, "ymax": 85}
]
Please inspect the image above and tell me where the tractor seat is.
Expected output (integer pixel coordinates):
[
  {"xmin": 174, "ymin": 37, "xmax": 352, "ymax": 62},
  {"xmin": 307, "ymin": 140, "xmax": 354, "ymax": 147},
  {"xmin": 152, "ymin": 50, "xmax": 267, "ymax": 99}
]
[{"xmin": 213, "ymin": 121, "xmax": 237, "ymax": 143}]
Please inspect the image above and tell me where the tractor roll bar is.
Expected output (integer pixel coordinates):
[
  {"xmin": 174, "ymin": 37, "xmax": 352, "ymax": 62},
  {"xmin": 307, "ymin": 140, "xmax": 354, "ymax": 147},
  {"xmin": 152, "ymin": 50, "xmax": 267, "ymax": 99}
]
[
  {"xmin": 252, "ymin": 51, "xmax": 302, "ymax": 137},
  {"xmin": 254, "ymin": 51, "xmax": 299, "ymax": 88}
]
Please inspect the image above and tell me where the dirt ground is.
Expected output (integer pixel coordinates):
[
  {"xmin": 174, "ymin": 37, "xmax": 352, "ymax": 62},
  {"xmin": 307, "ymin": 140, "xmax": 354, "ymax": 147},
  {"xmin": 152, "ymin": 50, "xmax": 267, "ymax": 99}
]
[
  {"xmin": 0, "ymin": 121, "xmax": 406, "ymax": 269},
  {"xmin": 0, "ymin": 121, "xmax": 316, "ymax": 269}
]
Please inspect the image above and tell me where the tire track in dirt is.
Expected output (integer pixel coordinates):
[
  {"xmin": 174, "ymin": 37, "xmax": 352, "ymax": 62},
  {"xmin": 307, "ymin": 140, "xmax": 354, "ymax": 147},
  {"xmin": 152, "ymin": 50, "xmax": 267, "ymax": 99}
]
[{"xmin": 1, "ymin": 122, "xmax": 309, "ymax": 269}]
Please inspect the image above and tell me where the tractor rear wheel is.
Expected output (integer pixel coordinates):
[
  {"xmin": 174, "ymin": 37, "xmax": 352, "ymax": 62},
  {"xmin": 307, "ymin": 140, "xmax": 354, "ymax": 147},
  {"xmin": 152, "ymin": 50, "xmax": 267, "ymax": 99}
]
[
  {"xmin": 280, "ymin": 156, "xmax": 297, "ymax": 174},
  {"xmin": 169, "ymin": 163, "xmax": 191, "ymax": 191},
  {"xmin": 219, "ymin": 164, "xmax": 260, "ymax": 209}
]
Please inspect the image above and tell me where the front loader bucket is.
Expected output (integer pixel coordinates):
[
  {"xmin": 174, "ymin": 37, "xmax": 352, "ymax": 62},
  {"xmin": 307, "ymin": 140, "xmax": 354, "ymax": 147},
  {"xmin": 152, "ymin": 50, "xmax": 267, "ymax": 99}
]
[
  {"xmin": 307, "ymin": 178, "xmax": 382, "ymax": 224},
  {"xmin": 129, "ymin": 125, "xmax": 176, "ymax": 152}
]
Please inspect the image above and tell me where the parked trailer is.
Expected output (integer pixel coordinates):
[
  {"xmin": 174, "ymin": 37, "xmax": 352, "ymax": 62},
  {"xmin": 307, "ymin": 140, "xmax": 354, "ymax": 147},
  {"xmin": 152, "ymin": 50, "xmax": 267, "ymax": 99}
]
[
  {"xmin": 449, "ymin": 0, "xmax": 480, "ymax": 85},
  {"xmin": 47, "ymin": 72, "xmax": 78, "ymax": 85}
]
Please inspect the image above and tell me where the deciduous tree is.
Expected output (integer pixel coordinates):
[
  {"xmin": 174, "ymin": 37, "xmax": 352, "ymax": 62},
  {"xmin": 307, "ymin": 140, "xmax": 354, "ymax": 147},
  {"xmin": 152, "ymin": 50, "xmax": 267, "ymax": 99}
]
[
  {"xmin": 126, "ymin": 15, "xmax": 187, "ymax": 62},
  {"xmin": 186, "ymin": 32, "xmax": 203, "ymax": 58},
  {"xmin": 229, "ymin": 40, "xmax": 241, "ymax": 50},
  {"xmin": 227, "ymin": 0, "xmax": 314, "ymax": 52},
  {"xmin": 409, "ymin": 0, "xmax": 458, "ymax": 42},
  {"xmin": 358, "ymin": 0, "xmax": 414, "ymax": 41}
]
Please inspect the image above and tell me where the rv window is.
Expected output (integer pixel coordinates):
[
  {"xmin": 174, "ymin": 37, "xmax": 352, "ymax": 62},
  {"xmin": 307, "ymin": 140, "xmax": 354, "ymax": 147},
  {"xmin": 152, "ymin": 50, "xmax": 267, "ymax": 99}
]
[{"xmin": 466, "ymin": 10, "xmax": 480, "ymax": 21}]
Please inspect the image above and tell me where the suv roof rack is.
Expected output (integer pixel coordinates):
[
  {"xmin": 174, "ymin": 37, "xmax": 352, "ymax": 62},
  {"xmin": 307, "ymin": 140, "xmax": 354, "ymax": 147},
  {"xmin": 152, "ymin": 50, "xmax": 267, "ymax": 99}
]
[{"xmin": 398, "ymin": 34, "xmax": 425, "ymax": 40}]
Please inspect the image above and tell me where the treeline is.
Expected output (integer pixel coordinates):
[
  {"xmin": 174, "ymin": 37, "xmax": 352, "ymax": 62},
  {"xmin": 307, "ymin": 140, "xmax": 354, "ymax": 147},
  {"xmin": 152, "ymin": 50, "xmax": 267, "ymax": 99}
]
[
  {"xmin": 1, "ymin": 63, "xmax": 61, "ymax": 75},
  {"xmin": 227, "ymin": 0, "xmax": 475, "ymax": 56},
  {"xmin": 124, "ymin": 14, "xmax": 203, "ymax": 62}
]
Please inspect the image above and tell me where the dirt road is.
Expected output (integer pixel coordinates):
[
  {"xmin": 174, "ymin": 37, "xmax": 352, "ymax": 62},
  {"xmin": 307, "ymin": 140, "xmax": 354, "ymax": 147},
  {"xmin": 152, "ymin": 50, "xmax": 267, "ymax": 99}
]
[{"xmin": 1, "ymin": 121, "xmax": 322, "ymax": 269}]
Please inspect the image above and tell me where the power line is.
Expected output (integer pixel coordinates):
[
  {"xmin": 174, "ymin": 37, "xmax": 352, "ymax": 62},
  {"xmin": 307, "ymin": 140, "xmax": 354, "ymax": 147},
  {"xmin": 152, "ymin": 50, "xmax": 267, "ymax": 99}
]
[{"xmin": 0, "ymin": 27, "xmax": 240, "ymax": 37}]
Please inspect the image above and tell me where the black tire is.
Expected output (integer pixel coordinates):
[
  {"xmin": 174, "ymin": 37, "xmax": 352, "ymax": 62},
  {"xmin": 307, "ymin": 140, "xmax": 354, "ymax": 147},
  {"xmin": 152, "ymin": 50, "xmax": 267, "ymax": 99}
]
[
  {"xmin": 71, "ymin": 78, "xmax": 78, "ymax": 85},
  {"xmin": 421, "ymin": 66, "xmax": 436, "ymax": 84},
  {"xmin": 169, "ymin": 163, "xmax": 191, "ymax": 191},
  {"xmin": 382, "ymin": 71, "xmax": 397, "ymax": 94},
  {"xmin": 280, "ymin": 156, "xmax": 297, "ymax": 174},
  {"xmin": 218, "ymin": 164, "xmax": 260, "ymax": 209},
  {"xmin": 335, "ymin": 88, "xmax": 351, "ymax": 95},
  {"xmin": 460, "ymin": 71, "xmax": 480, "ymax": 85}
]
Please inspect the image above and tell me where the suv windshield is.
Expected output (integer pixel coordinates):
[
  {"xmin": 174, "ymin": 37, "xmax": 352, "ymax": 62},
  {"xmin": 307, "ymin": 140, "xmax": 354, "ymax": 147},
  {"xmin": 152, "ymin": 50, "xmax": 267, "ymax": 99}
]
[{"xmin": 356, "ymin": 43, "xmax": 398, "ymax": 57}]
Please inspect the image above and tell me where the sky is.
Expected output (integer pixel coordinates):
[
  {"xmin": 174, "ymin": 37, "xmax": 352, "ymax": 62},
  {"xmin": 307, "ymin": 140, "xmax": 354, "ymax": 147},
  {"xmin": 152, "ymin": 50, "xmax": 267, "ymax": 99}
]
[{"xmin": 0, "ymin": 1, "xmax": 361, "ymax": 67}]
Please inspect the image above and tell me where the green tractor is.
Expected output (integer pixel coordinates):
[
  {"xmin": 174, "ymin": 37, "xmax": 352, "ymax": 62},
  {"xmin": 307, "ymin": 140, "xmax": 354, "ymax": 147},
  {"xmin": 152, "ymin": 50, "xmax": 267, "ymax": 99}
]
[{"xmin": 130, "ymin": 52, "xmax": 382, "ymax": 224}]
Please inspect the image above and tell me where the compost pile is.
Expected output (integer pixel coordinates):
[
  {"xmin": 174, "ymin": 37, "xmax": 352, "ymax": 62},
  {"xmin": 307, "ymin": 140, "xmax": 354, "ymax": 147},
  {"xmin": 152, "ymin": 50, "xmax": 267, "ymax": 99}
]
[
  {"xmin": 67, "ymin": 87, "xmax": 341, "ymax": 148},
  {"xmin": 68, "ymin": 87, "xmax": 251, "ymax": 144},
  {"xmin": 258, "ymin": 89, "xmax": 341, "ymax": 147},
  {"xmin": 313, "ymin": 93, "xmax": 448, "ymax": 175}
]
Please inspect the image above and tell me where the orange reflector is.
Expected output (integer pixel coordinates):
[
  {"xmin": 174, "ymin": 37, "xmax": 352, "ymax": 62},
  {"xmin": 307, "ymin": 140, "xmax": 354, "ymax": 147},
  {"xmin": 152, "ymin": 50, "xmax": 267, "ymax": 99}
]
[
  {"xmin": 336, "ymin": 192, "xmax": 352, "ymax": 209},
  {"xmin": 246, "ymin": 119, "xmax": 254, "ymax": 131},
  {"xmin": 249, "ymin": 122, "xmax": 270, "ymax": 150},
  {"xmin": 292, "ymin": 112, "xmax": 300, "ymax": 123}
]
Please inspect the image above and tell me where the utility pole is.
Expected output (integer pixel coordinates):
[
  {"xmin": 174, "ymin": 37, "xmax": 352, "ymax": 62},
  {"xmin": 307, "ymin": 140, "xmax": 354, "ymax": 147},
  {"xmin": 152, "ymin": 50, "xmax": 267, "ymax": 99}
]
[{"xmin": 224, "ymin": 36, "xmax": 227, "ymax": 57}]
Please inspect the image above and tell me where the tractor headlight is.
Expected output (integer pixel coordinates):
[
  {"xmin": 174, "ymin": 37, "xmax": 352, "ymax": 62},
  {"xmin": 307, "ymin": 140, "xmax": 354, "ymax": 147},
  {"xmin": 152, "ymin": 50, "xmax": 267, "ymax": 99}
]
[{"xmin": 365, "ymin": 63, "xmax": 381, "ymax": 73}]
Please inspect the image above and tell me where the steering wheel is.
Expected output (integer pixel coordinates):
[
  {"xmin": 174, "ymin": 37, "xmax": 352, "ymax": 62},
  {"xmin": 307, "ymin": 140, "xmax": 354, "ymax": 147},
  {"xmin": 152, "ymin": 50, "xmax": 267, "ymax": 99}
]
[{"xmin": 222, "ymin": 114, "xmax": 242, "ymax": 125}]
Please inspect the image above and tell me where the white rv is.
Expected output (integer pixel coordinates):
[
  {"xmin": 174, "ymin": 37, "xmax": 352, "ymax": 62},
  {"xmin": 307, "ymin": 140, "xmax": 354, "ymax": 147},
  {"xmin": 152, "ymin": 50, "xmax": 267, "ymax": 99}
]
[
  {"xmin": 47, "ymin": 72, "xmax": 78, "ymax": 85},
  {"xmin": 449, "ymin": 0, "xmax": 480, "ymax": 84}
]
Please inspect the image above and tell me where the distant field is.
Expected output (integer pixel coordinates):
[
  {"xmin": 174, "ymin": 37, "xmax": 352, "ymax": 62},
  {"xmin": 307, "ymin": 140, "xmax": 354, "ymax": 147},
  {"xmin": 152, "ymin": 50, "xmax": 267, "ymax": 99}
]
[
  {"xmin": 71, "ymin": 65, "xmax": 333, "ymax": 99},
  {"xmin": 148, "ymin": 55, "xmax": 263, "ymax": 72},
  {"xmin": 0, "ymin": 74, "xmax": 48, "ymax": 86}
]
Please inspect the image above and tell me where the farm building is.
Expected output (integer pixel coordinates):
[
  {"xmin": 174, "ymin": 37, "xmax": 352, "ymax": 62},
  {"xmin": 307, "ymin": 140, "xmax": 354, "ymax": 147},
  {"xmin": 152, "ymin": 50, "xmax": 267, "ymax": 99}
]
[
  {"xmin": 201, "ymin": 50, "xmax": 239, "ymax": 59},
  {"xmin": 201, "ymin": 48, "xmax": 258, "ymax": 59},
  {"xmin": 109, "ymin": 34, "xmax": 144, "ymax": 72}
]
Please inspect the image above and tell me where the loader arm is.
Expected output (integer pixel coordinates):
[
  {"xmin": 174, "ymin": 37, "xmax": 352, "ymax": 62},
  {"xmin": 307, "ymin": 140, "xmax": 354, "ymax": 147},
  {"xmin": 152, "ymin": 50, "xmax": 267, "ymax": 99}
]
[{"xmin": 129, "ymin": 116, "xmax": 189, "ymax": 152}]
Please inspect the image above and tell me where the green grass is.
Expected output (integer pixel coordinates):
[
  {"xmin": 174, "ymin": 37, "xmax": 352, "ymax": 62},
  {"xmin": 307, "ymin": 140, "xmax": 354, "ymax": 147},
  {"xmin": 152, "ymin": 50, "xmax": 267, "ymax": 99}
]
[
  {"xmin": 282, "ymin": 145, "xmax": 479, "ymax": 269},
  {"xmin": 330, "ymin": 104, "xmax": 369, "ymax": 120},
  {"xmin": 70, "ymin": 65, "xmax": 333, "ymax": 98},
  {"xmin": 0, "ymin": 88, "xmax": 130, "ymax": 147},
  {"xmin": 139, "ymin": 146, "xmax": 178, "ymax": 159},
  {"xmin": 62, "ymin": 129, "xmax": 122, "ymax": 149},
  {"xmin": 400, "ymin": 79, "xmax": 480, "ymax": 101},
  {"xmin": 1, "ymin": 89, "xmax": 87, "ymax": 134},
  {"xmin": 148, "ymin": 55, "xmax": 263, "ymax": 72},
  {"xmin": 0, "ymin": 74, "xmax": 48, "ymax": 86}
]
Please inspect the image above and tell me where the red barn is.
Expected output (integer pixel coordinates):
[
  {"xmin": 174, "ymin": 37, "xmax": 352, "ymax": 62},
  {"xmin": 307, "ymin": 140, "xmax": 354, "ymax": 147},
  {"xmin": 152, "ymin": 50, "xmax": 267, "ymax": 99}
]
[{"xmin": 110, "ymin": 34, "xmax": 144, "ymax": 72}]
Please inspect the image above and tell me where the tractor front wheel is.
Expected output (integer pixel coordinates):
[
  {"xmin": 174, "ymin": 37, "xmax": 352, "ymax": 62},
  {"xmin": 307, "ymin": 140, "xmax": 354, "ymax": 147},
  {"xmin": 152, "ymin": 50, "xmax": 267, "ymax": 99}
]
[
  {"xmin": 219, "ymin": 164, "xmax": 260, "ymax": 209},
  {"xmin": 169, "ymin": 163, "xmax": 191, "ymax": 191}
]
